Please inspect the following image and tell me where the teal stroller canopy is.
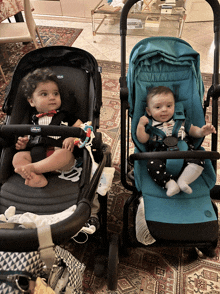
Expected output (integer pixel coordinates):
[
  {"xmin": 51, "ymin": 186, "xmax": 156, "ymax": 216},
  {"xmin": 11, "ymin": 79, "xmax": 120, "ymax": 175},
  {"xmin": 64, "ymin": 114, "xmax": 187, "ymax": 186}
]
[{"xmin": 127, "ymin": 37, "xmax": 217, "ymax": 225}]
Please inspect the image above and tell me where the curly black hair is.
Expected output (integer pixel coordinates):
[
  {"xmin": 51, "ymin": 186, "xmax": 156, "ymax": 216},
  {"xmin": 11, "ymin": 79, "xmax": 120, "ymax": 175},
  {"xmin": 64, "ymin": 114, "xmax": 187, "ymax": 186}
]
[{"xmin": 21, "ymin": 68, "xmax": 60, "ymax": 100}]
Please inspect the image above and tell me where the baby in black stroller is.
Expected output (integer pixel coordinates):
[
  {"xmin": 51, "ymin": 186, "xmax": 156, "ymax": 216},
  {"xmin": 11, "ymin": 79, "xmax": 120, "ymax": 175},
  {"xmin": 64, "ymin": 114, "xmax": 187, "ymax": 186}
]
[
  {"xmin": 11, "ymin": 67, "xmax": 100, "ymax": 227},
  {"xmin": 13, "ymin": 68, "xmax": 83, "ymax": 188}
]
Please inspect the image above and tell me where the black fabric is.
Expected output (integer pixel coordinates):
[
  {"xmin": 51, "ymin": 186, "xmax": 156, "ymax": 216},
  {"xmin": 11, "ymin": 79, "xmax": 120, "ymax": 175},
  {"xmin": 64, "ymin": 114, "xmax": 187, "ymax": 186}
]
[
  {"xmin": 0, "ymin": 173, "xmax": 79, "ymax": 214},
  {"xmin": 147, "ymin": 158, "xmax": 173, "ymax": 188},
  {"xmin": 31, "ymin": 145, "xmax": 46, "ymax": 163},
  {"xmin": 147, "ymin": 220, "xmax": 219, "ymax": 243}
]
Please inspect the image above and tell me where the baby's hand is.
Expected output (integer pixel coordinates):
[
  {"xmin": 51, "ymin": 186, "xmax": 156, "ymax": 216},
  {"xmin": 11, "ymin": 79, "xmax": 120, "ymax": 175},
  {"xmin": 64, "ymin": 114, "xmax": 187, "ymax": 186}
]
[
  {"xmin": 62, "ymin": 137, "xmax": 75, "ymax": 152},
  {"xmin": 139, "ymin": 116, "xmax": 149, "ymax": 126},
  {"xmin": 15, "ymin": 136, "xmax": 29, "ymax": 150},
  {"xmin": 201, "ymin": 123, "xmax": 216, "ymax": 136}
]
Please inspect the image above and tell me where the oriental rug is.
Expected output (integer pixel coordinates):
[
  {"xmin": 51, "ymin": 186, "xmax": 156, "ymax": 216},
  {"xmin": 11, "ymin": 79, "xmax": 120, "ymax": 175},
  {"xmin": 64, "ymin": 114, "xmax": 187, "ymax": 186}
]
[{"xmin": 0, "ymin": 25, "xmax": 83, "ymax": 88}]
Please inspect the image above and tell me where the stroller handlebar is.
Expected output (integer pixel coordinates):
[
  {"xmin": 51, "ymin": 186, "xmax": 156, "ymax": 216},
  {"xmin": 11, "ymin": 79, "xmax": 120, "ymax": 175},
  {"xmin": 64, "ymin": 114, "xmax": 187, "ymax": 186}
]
[
  {"xmin": 205, "ymin": 0, "xmax": 220, "ymax": 31},
  {"xmin": 120, "ymin": 0, "xmax": 137, "ymax": 35}
]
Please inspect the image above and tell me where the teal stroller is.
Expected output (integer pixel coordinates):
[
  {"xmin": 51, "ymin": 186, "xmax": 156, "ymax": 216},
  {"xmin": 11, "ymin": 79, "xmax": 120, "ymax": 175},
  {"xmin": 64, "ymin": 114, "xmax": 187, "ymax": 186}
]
[
  {"xmin": 125, "ymin": 36, "xmax": 219, "ymax": 246},
  {"xmin": 117, "ymin": 0, "xmax": 220, "ymax": 286}
]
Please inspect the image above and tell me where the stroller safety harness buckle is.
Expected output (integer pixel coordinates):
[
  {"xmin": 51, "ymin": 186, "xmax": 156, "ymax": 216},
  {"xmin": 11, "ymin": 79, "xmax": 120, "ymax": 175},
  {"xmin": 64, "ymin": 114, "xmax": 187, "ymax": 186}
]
[{"xmin": 163, "ymin": 136, "xmax": 179, "ymax": 150}]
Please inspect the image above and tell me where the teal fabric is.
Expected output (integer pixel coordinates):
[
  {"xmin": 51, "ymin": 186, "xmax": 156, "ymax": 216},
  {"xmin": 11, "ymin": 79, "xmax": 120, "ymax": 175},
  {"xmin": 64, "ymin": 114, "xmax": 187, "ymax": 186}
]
[{"xmin": 127, "ymin": 37, "xmax": 217, "ymax": 224}]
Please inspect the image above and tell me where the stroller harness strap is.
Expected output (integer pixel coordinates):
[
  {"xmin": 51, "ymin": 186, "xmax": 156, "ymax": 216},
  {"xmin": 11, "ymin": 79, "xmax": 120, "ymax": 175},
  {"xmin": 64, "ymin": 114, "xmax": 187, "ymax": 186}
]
[{"xmin": 29, "ymin": 111, "xmax": 69, "ymax": 149}]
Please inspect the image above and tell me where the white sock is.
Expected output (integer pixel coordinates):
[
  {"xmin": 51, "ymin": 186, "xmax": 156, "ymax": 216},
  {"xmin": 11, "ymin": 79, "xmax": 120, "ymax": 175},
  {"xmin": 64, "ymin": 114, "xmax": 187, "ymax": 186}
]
[
  {"xmin": 177, "ymin": 163, "xmax": 204, "ymax": 194},
  {"xmin": 165, "ymin": 179, "xmax": 180, "ymax": 197}
]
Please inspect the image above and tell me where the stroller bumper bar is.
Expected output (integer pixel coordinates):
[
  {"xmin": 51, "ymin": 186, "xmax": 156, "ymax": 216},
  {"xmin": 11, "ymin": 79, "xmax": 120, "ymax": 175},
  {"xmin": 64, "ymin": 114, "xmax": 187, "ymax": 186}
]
[
  {"xmin": 0, "ymin": 125, "xmax": 86, "ymax": 141},
  {"xmin": 129, "ymin": 150, "xmax": 220, "ymax": 163}
]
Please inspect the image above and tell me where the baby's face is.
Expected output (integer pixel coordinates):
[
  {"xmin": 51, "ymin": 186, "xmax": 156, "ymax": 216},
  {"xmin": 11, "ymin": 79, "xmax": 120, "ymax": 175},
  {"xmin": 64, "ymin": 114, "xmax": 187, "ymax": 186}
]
[
  {"xmin": 28, "ymin": 81, "xmax": 61, "ymax": 113},
  {"xmin": 146, "ymin": 92, "xmax": 175, "ymax": 122}
]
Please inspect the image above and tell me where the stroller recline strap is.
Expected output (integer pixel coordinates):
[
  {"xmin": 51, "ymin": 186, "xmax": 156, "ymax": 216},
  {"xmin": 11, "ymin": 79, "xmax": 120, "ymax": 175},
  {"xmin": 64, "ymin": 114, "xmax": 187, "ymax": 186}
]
[{"xmin": 37, "ymin": 225, "xmax": 55, "ymax": 270}]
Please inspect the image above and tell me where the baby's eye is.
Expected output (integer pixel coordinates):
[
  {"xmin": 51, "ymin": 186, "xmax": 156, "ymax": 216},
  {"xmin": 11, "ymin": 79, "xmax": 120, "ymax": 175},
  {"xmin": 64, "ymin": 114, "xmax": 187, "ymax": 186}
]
[
  {"xmin": 41, "ymin": 92, "xmax": 47, "ymax": 97},
  {"xmin": 54, "ymin": 91, "xmax": 60, "ymax": 96}
]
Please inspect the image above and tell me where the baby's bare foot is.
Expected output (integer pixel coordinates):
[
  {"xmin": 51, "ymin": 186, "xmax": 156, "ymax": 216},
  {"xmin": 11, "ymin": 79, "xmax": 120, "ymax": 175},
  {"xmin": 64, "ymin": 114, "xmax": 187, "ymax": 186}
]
[
  {"xmin": 15, "ymin": 164, "xmax": 48, "ymax": 187},
  {"xmin": 25, "ymin": 172, "xmax": 48, "ymax": 188},
  {"xmin": 15, "ymin": 166, "xmax": 31, "ymax": 180}
]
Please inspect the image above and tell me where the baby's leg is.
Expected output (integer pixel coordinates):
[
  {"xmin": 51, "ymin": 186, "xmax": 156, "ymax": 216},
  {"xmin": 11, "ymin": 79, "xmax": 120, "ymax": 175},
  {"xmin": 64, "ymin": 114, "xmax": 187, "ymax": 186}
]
[
  {"xmin": 33, "ymin": 148, "xmax": 75, "ymax": 174},
  {"xmin": 13, "ymin": 151, "xmax": 48, "ymax": 187},
  {"xmin": 147, "ymin": 159, "xmax": 179, "ymax": 196},
  {"xmin": 177, "ymin": 163, "xmax": 204, "ymax": 194},
  {"xmin": 13, "ymin": 151, "xmax": 32, "ymax": 180},
  {"xmin": 22, "ymin": 168, "xmax": 48, "ymax": 188},
  {"xmin": 16, "ymin": 149, "xmax": 75, "ymax": 188}
]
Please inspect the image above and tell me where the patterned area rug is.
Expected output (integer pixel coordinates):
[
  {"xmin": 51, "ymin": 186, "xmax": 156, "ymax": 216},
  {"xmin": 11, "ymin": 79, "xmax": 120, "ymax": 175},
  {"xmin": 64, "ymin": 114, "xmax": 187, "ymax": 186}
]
[
  {"xmin": 0, "ymin": 49, "xmax": 220, "ymax": 293},
  {"xmin": 0, "ymin": 26, "xmax": 83, "ymax": 89}
]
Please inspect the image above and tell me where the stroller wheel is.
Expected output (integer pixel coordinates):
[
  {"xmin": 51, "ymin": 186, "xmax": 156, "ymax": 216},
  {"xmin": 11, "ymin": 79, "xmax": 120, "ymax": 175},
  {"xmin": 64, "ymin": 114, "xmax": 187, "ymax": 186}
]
[{"xmin": 107, "ymin": 234, "xmax": 119, "ymax": 291}]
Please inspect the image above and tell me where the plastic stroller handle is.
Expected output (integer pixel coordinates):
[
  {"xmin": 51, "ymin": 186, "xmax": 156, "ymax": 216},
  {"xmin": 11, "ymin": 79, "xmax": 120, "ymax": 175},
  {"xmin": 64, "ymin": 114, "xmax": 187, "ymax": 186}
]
[
  {"xmin": 205, "ymin": 0, "xmax": 220, "ymax": 31},
  {"xmin": 129, "ymin": 150, "xmax": 220, "ymax": 163},
  {"xmin": 0, "ymin": 125, "xmax": 86, "ymax": 141}
]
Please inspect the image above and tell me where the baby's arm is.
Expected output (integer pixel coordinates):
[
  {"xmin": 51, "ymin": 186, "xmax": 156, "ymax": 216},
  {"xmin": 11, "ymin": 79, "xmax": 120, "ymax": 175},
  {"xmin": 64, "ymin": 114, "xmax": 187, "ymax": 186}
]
[
  {"xmin": 15, "ymin": 136, "xmax": 29, "ymax": 150},
  {"xmin": 62, "ymin": 119, "xmax": 84, "ymax": 152},
  {"xmin": 189, "ymin": 122, "xmax": 216, "ymax": 138},
  {"xmin": 136, "ymin": 116, "xmax": 150, "ymax": 144}
]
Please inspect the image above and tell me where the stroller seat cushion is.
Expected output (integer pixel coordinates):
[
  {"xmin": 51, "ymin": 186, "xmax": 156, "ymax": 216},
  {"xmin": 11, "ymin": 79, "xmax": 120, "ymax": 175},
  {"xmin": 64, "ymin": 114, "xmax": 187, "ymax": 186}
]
[
  {"xmin": 135, "ymin": 157, "xmax": 217, "ymax": 224},
  {"xmin": 0, "ymin": 173, "xmax": 80, "ymax": 214}
]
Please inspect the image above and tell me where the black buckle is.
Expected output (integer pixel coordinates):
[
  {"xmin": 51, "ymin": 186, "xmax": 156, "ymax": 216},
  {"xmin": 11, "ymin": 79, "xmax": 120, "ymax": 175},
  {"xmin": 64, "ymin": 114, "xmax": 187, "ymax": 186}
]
[{"xmin": 163, "ymin": 136, "xmax": 179, "ymax": 151}]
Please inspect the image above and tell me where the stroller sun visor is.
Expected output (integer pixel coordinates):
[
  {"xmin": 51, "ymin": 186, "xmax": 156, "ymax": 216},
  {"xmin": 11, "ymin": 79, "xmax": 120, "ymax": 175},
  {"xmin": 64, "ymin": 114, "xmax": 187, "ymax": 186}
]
[{"xmin": 127, "ymin": 37, "xmax": 217, "ymax": 225}]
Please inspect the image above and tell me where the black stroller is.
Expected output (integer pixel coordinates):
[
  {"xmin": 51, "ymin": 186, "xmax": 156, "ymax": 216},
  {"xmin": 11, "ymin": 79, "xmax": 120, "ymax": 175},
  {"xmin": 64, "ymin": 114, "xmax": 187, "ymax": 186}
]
[
  {"xmin": 0, "ymin": 46, "xmax": 113, "ymax": 293},
  {"xmin": 108, "ymin": 0, "xmax": 220, "ymax": 291}
]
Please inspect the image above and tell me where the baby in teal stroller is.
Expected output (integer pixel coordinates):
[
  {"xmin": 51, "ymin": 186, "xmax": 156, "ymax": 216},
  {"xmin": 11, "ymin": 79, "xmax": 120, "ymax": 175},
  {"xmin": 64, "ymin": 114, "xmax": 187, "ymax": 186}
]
[{"xmin": 136, "ymin": 85, "xmax": 216, "ymax": 197}]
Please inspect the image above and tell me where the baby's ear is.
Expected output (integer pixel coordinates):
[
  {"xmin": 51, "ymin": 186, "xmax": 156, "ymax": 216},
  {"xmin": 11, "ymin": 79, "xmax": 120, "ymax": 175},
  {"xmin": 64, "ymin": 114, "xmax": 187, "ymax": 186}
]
[
  {"xmin": 28, "ymin": 98, "xmax": 34, "ymax": 107},
  {"xmin": 146, "ymin": 106, "xmax": 151, "ymax": 117}
]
